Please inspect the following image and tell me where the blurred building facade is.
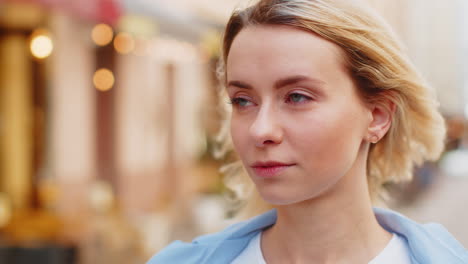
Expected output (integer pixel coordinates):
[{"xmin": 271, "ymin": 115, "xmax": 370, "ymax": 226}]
[{"xmin": 367, "ymin": 0, "xmax": 466, "ymax": 116}]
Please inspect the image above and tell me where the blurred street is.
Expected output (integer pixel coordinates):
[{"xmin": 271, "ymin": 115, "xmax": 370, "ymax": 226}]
[{"xmin": 396, "ymin": 174, "xmax": 468, "ymax": 248}]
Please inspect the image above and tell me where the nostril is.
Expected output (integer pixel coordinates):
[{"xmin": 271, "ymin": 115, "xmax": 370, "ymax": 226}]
[{"xmin": 256, "ymin": 139, "xmax": 276, "ymax": 148}]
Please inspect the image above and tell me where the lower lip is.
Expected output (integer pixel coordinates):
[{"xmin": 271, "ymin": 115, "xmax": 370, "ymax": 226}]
[{"xmin": 252, "ymin": 165, "xmax": 293, "ymax": 178}]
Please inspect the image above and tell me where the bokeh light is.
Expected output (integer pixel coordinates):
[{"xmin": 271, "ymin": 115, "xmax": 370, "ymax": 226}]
[
  {"xmin": 30, "ymin": 31, "xmax": 53, "ymax": 59},
  {"xmin": 114, "ymin": 32, "xmax": 135, "ymax": 54},
  {"xmin": 91, "ymin": 23, "xmax": 114, "ymax": 46},
  {"xmin": 93, "ymin": 68, "xmax": 115, "ymax": 92},
  {"xmin": 89, "ymin": 180, "xmax": 115, "ymax": 213}
]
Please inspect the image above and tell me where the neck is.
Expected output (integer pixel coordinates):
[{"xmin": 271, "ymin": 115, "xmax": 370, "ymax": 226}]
[{"xmin": 261, "ymin": 147, "xmax": 392, "ymax": 264}]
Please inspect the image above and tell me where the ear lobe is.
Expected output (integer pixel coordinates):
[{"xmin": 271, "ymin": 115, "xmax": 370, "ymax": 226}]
[{"xmin": 367, "ymin": 101, "xmax": 395, "ymax": 142}]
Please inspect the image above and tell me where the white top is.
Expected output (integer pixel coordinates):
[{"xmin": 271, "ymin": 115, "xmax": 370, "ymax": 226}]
[
  {"xmin": 231, "ymin": 231, "xmax": 266, "ymax": 264},
  {"xmin": 231, "ymin": 232, "xmax": 412, "ymax": 264}
]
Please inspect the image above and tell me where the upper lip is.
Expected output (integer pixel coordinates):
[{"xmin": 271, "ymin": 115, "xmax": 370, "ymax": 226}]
[{"xmin": 251, "ymin": 161, "xmax": 295, "ymax": 167}]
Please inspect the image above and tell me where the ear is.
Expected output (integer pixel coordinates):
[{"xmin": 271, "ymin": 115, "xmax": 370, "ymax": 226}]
[{"xmin": 366, "ymin": 101, "xmax": 395, "ymax": 143}]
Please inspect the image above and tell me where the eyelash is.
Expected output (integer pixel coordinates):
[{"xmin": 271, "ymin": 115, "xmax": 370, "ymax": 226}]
[
  {"xmin": 228, "ymin": 92, "xmax": 313, "ymax": 108},
  {"xmin": 228, "ymin": 97, "xmax": 250, "ymax": 107},
  {"xmin": 285, "ymin": 93, "xmax": 312, "ymax": 104}
]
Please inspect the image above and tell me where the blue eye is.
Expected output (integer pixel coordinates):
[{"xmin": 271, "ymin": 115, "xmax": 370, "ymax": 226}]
[
  {"xmin": 286, "ymin": 93, "xmax": 311, "ymax": 104},
  {"xmin": 229, "ymin": 97, "xmax": 253, "ymax": 107}
]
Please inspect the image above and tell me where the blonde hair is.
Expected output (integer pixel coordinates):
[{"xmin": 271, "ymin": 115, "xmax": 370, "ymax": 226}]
[{"xmin": 214, "ymin": 0, "xmax": 446, "ymax": 217}]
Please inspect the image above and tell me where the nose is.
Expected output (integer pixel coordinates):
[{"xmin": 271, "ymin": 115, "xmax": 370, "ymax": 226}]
[{"xmin": 250, "ymin": 104, "xmax": 283, "ymax": 148}]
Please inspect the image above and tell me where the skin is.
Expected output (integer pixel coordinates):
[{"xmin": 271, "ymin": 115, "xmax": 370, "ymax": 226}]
[{"xmin": 226, "ymin": 25, "xmax": 394, "ymax": 264}]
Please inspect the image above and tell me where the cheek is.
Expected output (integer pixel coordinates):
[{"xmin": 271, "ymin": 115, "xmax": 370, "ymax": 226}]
[
  {"xmin": 288, "ymin": 107, "xmax": 366, "ymax": 166},
  {"xmin": 287, "ymin": 118, "xmax": 336, "ymax": 159},
  {"xmin": 230, "ymin": 117, "xmax": 249, "ymax": 154}
]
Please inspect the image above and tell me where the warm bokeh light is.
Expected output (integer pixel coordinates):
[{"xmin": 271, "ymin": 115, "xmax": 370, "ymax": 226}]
[
  {"xmin": 30, "ymin": 32, "xmax": 53, "ymax": 59},
  {"xmin": 89, "ymin": 180, "xmax": 115, "ymax": 213},
  {"xmin": 93, "ymin": 68, "xmax": 115, "ymax": 92},
  {"xmin": 91, "ymin": 23, "xmax": 114, "ymax": 46},
  {"xmin": 114, "ymin": 32, "xmax": 135, "ymax": 54}
]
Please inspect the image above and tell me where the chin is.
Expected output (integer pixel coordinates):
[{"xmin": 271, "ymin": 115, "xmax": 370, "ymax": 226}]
[
  {"xmin": 255, "ymin": 181, "xmax": 336, "ymax": 206},
  {"xmin": 257, "ymin": 187, "xmax": 316, "ymax": 206}
]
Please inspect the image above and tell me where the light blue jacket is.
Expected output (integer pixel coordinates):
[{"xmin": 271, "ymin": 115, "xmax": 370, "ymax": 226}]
[{"xmin": 147, "ymin": 207, "xmax": 468, "ymax": 263}]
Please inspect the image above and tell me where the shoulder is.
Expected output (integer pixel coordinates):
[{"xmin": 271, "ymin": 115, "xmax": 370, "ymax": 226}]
[
  {"xmin": 373, "ymin": 207, "xmax": 468, "ymax": 263},
  {"xmin": 145, "ymin": 223, "xmax": 240, "ymax": 264},
  {"xmin": 146, "ymin": 210, "xmax": 277, "ymax": 264},
  {"xmin": 145, "ymin": 239, "xmax": 207, "ymax": 264}
]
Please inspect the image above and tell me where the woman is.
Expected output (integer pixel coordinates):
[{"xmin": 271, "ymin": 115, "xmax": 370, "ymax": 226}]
[{"xmin": 148, "ymin": 0, "xmax": 468, "ymax": 263}]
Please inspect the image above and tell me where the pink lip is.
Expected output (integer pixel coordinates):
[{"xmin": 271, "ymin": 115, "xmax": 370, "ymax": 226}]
[{"xmin": 251, "ymin": 161, "xmax": 295, "ymax": 178}]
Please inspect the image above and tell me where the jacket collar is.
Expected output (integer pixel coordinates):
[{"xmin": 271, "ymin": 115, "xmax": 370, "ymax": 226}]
[
  {"xmin": 195, "ymin": 207, "xmax": 468, "ymax": 264},
  {"xmin": 373, "ymin": 207, "xmax": 468, "ymax": 264}
]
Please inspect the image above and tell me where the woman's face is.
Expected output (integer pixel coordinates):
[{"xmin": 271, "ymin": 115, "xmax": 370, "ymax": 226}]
[{"xmin": 226, "ymin": 25, "xmax": 374, "ymax": 205}]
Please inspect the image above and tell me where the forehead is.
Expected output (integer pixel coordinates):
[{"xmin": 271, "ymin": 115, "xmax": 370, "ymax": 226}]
[{"xmin": 226, "ymin": 25, "xmax": 348, "ymax": 80}]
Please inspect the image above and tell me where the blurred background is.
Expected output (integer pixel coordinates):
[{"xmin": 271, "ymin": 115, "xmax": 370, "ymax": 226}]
[{"xmin": 0, "ymin": 0, "xmax": 467, "ymax": 263}]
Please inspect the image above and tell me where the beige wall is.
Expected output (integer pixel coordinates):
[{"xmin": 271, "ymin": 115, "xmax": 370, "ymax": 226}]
[
  {"xmin": 49, "ymin": 13, "xmax": 96, "ymax": 240},
  {"xmin": 366, "ymin": 0, "xmax": 463, "ymax": 115}
]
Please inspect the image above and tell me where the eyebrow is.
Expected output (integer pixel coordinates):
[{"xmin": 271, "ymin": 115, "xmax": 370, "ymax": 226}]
[{"xmin": 227, "ymin": 75, "xmax": 326, "ymax": 90}]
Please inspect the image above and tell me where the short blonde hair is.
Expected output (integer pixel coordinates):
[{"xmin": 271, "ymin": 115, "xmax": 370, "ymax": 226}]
[{"xmin": 215, "ymin": 0, "xmax": 446, "ymax": 217}]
